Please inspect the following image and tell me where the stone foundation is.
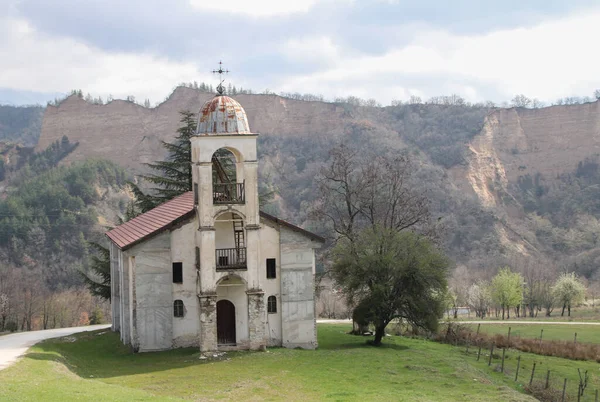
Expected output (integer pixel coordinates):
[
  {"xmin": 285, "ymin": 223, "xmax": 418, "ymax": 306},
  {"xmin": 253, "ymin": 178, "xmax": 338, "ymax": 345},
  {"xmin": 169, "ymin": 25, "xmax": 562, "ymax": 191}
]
[
  {"xmin": 247, "ymin": 290, "xmax": 267, "ymax": 350},
  {"xmin": 198, "ymin": 293, "xmax": 217, "ymax": 352}
]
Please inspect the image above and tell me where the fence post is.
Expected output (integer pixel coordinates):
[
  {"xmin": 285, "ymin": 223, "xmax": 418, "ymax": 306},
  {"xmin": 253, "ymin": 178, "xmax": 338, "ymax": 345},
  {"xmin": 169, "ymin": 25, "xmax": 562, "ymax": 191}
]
[
  {"xmin": 466, "ymin": 333, "xmax": 470, "ymax": 354},
  {"xmin": 508, "ymin": 327, "xmax": 511, "ymax": 345},
  {"xmin": 540, "ymin": 329, "xmax": 544, "ymax": 343},
  {"xmin": 477, "ymin": 345, "xmax": 482, "ymax": 361},
  {"xmin": 529, "ymin": 362, "xmax": 536, "ymax": 386},
  {"xmin": 562, "ymin": 378, "xmax": 567, "ymax": 402},
  {"xmin": 501, "ymin": 349, "xmax": 506, "ymax": 373},
  {"xmin": 574, "ymin": 332, "xmax": 578, "ymax": 344},
  {"xmin": 476, "ymin": 323, "xmax": 480, "ymax": 336},
  {"xmin": 545, "ymin": 370, "xmax": 550, "ymax": 389},
  {"xmin": 515, "ymin": 356, "xmax": 521, "ymax": 381},
  {"xmin": 488, "ymin": 343, "xmax": 494, "ymax": 366}
]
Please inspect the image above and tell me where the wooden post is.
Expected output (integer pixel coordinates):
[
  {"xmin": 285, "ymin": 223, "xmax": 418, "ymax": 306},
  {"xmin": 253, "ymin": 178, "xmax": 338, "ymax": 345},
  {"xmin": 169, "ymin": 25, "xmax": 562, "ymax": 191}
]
[
  {"xmin": 529, "ymin": 362, "xmax": 536, "ymax": 386},
  {"xmin": 515, "ymin": 356, "xmax": 521, "ymax": 381},
  {"xmin": 477, "ymin": 345, "xmax": 482, "ymax": 361},
  {"xmin": 466, "ymin": 334, "xmax": 470, "ymax": 354},
  {"xmin": 574, "ymin": 332, "xmax": 578, "ymax": 344},
  {"xmin": 501, "ymin": 348, "xmax": 506, "ymax": 373},
  {"xmin": 545, "ymin": 370, "xmax": 550, "ymax": 389},
  {"xmin": 476, "ymin": 323, "xmax": 480, "ymax": 335},
  {"xmin": 488, "ymin": 344, "xmax": 494, "ymax": 366},
  {"xmin": 508, "ymin": 327, "xmax": 511, "ymax": 345},
  {"xmin": 540, "ymin": 329, "xmax": 544, "ymax": 342},
  {"xmin": 562, "ymin": 378, "xmax": 567, "ymax": 402}
]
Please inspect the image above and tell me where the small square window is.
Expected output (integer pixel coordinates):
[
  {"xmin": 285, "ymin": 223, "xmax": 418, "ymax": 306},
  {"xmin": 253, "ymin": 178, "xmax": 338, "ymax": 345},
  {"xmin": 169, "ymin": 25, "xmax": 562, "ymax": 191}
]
[
  {"xmin": 174, "ymin": 300, "xmax": 185, "ymax": 317},
  {"xmin": 267, "ymin": 296, "xmax": 277, "ymax": 313},
  {"xmin": 266, "ymin": 258, "xmax": 276, "ymax": 279},
  {"xmin": 173, "ymin": 262, "xmax": 183, "ymax": 283}
]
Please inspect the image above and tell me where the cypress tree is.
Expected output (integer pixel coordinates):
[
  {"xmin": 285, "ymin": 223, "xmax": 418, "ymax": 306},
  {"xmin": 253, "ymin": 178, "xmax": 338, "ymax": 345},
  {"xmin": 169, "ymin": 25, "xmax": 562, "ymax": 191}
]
[
  {"xmin": 81, "ymin": 242, "xmax": 111, "ymax": 300},
  {"xmin": 129, "ymin": 110, "xmax": 195, "ymax": 213}
]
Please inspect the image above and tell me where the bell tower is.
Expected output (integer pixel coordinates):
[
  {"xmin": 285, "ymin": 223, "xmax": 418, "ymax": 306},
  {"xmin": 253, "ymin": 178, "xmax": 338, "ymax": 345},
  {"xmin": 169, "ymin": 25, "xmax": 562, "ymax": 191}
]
[{"xmin": 192, "ymin": 65, "xmax": 262, "ymax": 351}]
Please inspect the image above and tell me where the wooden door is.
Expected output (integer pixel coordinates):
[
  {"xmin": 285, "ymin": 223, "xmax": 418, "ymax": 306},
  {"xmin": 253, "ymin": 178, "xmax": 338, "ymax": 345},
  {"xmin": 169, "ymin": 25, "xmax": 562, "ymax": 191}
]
[{"xmin": 217, "ymin": 300, "xmax": 236, "ymax": 345}]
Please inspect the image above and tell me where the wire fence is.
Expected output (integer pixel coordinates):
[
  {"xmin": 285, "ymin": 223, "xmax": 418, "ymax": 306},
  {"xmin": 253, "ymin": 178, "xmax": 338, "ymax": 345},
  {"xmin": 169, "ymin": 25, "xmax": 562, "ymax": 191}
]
[{"xmin": 464, "ymin": 335, "xmax": 599, "ymax": 401}]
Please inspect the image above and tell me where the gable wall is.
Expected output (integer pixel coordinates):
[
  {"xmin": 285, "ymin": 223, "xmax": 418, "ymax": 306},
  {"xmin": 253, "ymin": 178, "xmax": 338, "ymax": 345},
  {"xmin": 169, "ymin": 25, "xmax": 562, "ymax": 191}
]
[
  {"xmin": 170, "ymin": 220, "xmax": 200, "ymax": 347},
  {"xmin": 124, "ymin": 231, "xmax": 172, "ymax": 351},
  {"xmin": 279, "ymin": 227, "xmax": 319, "ymax": 349}
]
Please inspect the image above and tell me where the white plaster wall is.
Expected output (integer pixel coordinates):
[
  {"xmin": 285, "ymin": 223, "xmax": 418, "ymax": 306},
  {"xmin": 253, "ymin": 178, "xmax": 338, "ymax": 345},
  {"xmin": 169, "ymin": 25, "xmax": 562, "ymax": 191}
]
[
  {"xmin": 191, "ymin": 136, "xmax": 258, "ymax": 164},
  {"xmin": 110, "ymin": 243, "xmax": 121, "ymax": 332},
  {"xmin": 170, "ymin": 221, "xmax": 199, "ymax": 348},
  {"xmin": 280, "ymin": 227, "xmax": 318, "ymax": 349},
  {"xmin": 216, "ymin": 284, "xmax": 249, "ymax": 346},
  {"xmin": 215, "ymin": 214, "xmax": 236, "ymax": 249},
  {"xmin": 259, "ymin": 220, "xmax": 282, "ymax": 345},
  {"xmin": 125, "ymin": 232, "xmax": 173, "ymax": 352}
]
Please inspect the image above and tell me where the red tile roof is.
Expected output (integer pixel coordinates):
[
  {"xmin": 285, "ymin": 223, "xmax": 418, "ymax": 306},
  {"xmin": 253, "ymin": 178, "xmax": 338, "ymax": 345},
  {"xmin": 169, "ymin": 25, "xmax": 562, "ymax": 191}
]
[
  {"xmin": 106, "ymin": 191, "xmax": 325, "ymax": 250},
  {"xmin": 106, "ymin": 192, "xmax": 195, "ymax": 249}
]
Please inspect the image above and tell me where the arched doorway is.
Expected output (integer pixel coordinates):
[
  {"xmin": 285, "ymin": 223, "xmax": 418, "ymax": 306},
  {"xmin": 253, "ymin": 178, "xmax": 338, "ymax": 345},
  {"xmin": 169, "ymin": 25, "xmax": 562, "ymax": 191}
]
[{"xmin": 217, "ymin": 300, "xmax": 236, "ymax": 345}]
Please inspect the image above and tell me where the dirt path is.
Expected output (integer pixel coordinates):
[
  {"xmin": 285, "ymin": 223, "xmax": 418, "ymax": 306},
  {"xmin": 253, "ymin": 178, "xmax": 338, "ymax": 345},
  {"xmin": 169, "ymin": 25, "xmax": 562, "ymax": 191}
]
[{"xmin": 0, "ymin": 324, "xmax": 111, "ymax": 371}]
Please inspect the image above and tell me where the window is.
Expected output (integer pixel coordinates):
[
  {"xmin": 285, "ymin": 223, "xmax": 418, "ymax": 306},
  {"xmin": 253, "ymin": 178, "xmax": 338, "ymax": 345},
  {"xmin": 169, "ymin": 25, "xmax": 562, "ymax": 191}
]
[
  {"xmin": 267, "ymin": 296, "xmax": 277, "ymax": 313},
  {"xmin": 172, "ymin": 262, "xmax": 183, "ymax": 283},
  {"xmin": 174, "ymin": 300, "xmax": 184, "ymax": 317},
  {"xmin": 266, "ymin": 258, "xmax": 276, "ymax": 279}
]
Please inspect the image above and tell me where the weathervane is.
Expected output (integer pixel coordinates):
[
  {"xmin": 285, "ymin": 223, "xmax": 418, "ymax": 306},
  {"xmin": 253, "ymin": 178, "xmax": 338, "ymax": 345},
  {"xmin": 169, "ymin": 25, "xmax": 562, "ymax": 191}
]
[{"xmin": 212, "ymin": 61, "xmax": 229, "ymax": 95}]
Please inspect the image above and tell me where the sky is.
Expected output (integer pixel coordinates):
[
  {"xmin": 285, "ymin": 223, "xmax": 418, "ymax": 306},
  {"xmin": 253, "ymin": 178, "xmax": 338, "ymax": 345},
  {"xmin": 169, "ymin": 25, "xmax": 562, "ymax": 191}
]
[{"xmin": 1, "ymin": 0, "xmax": 600, "ymax": 106}]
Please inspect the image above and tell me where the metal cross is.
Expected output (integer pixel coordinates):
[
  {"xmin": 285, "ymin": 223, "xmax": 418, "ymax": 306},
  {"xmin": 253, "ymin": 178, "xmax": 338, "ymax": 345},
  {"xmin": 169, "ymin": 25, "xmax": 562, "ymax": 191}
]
[{"xmin": 212, "ymin": 61, "xmax": 229, "ymax": 95}]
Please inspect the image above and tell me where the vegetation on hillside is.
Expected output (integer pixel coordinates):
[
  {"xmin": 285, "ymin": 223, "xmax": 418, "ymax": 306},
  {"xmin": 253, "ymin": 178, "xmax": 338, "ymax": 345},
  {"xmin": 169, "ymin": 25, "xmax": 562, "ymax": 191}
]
[
  {"xmin": 0, "ymin": 138, "xmax": 129, "ymax": 331},
  {"xmin": 0, "ymin": 105, "xmax": 44, "ymax": 146}
]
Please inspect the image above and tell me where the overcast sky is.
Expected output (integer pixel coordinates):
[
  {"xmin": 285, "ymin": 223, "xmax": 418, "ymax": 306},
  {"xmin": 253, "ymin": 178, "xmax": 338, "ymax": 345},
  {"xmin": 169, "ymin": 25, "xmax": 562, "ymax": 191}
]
[{"xmin": 2, "ymin": 0, "xmax": 600, "ymax": 106}]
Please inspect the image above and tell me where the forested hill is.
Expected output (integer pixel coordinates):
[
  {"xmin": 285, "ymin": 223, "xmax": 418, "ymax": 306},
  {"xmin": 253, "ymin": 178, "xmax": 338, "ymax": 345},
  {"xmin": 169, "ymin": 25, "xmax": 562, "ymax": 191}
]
[
  {"xmin": 0, "ymin": 105, "xmax": 44, "ymax": 146},
  {"xmin": 6, "ymin": 89, "xmax": 600, "ymax": 279}
]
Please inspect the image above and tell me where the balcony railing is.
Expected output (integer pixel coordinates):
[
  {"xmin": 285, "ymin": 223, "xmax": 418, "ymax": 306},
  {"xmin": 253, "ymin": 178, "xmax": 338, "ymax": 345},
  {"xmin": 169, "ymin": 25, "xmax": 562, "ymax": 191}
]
[
  {"xmin": 213, "ymin": 182, "xmax": 245, "ymax": 204},
  {"xmin": 216, "ymin": 248, "xmax": 247, "ymax": 270}
]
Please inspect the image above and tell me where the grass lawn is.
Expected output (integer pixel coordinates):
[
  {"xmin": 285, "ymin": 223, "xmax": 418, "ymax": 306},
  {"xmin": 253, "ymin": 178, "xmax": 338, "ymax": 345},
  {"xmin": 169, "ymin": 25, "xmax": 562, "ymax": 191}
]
[
  {"xmin": 468, "ymin": 323, "xmax": 600, "ymax": 344},
  {"xmin": 0, "ymin": 324, "xmax": 538, "ymax": 402}
]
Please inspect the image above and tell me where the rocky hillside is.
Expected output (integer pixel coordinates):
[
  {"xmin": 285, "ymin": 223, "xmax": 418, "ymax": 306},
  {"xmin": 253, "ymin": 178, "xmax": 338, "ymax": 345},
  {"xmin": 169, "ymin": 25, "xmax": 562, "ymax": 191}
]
[
  {"xmin": 35, "ymin": 87, "xmax": 600, "ymax": 277},
  {"xmin": 38, "ymin": 88, "xmax": 350, "ymax": 171}
]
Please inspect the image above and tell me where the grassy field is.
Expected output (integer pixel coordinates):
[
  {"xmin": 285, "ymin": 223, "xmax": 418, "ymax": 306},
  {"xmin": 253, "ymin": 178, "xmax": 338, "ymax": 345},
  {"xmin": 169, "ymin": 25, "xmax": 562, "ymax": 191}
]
[
  {"xmin": 0, "ymin": 324, "xmax": 539, "ymax": 402},
  {"xmin": 468, "ymin": 323, "xmax": 600, "ymax": 344}
]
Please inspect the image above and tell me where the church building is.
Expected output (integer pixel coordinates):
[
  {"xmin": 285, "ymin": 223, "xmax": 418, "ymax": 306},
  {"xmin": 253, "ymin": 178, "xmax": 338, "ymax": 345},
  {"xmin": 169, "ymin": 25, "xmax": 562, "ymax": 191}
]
[{"xmin": 106, "ymin": 89, "xmax": 323, "ymax": 352}]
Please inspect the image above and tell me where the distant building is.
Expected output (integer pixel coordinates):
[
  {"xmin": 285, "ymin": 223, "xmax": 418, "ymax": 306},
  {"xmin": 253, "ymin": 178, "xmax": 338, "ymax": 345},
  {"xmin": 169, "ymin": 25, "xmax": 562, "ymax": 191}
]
[{"xmin": 106, "ymin": 93, "xmax": 323, "ymax": 352}]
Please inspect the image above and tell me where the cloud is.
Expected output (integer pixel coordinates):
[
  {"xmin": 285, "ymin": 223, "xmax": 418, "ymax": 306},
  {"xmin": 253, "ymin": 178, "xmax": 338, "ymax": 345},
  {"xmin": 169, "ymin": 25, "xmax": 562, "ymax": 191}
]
[
  {"xmin": 188, "ymin": 0, "xmax": 323, "ymax": 17},
  {"xmin": 277, "ymin": 8, "xmax": 600, "ymax": 104},
  {"xmin": 0, "ymin": 16, "xmax": 210, "ymax": 103},
  {"xmin": 2, "ymin": 1, "xmax": 600, "ymax": 106}
]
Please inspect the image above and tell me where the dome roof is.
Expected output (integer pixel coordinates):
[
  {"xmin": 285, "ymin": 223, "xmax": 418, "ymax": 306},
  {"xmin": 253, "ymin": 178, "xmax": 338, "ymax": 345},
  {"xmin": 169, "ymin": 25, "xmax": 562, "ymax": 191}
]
[{"xmin": 196, "ymin": 95, "xmax": 252, "ymax": 135}]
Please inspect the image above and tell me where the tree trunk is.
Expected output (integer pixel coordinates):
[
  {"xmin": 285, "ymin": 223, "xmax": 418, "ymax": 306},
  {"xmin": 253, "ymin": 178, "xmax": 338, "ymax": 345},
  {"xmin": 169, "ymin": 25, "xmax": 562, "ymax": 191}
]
[
  {"xmin": 561, "ymin": 304, "xmax": 566, "ymax": 316},
  {"xmin": 373, "ymin": 325, "xmax": 386, "ymax": 346},
  {"xmin": 501, "ymin": 306, "xmax": 505, "ymax": 320},
  {"xmin": 567, "ymin": 304, "xmax": 571, "ymax": 317}
]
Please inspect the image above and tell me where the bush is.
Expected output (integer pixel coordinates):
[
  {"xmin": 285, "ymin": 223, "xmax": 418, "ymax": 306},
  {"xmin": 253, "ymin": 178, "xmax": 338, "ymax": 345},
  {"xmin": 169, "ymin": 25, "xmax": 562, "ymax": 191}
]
[{"xmin": 4, "ymin": 321, "xmax": 17, "ymax": 332}]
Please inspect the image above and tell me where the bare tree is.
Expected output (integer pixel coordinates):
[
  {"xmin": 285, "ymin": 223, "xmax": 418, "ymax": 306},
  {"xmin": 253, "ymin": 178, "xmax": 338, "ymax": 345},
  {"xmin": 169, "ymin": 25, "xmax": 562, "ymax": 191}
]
[{"xmin": 312, "ymin": 143, "xmax": 434, "ymax": 335}]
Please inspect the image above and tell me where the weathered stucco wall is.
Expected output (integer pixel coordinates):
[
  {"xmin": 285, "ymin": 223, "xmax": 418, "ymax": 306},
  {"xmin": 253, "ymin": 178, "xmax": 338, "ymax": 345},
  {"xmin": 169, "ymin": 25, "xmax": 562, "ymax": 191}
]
[
  {"xmin": 170, "ymin": 221, "xmax": 199, "ymax": 348},
  {"xmin": 125, "ymin": 232, "xmax": 172, "ymax": 352},
  {"xmin": 259, "ymin": 220, "xmax": 282, "ymax": 345},
  {"xmin": 279, "ymin": 227, "xmax": 318, "ymax": 349}
]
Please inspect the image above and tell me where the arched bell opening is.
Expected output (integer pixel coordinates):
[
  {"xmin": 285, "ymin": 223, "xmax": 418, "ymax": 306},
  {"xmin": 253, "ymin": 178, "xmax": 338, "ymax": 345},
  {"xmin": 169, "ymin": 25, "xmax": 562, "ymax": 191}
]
[
  {"xmin": 214, "ymin": 212, "xmax": 246, "ymax": 271},
  {"xmin": 212, "ymin": 148, "xmax": 244, "ymax": 204}
]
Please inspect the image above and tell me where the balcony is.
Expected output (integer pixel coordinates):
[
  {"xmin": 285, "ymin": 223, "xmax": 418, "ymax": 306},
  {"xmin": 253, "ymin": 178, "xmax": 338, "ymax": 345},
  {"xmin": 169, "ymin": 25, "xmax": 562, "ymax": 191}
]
[
  {"xmin": 216, "ymin": 248, "xmax": 247, "ymax": 270},
  {"xmin": 213, "ymin": 182, "xmax": 245, "ymax": 204}
]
